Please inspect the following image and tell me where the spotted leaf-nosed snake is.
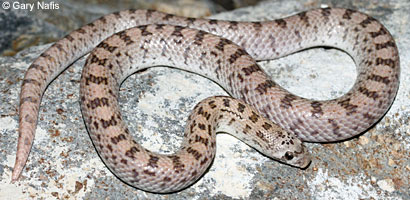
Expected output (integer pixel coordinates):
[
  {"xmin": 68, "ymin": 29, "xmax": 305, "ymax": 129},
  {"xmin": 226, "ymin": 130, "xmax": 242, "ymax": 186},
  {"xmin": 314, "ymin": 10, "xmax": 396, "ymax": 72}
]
[{"xmin": 12, "ymin": 8, "xmax": 399, "ymax": 193}]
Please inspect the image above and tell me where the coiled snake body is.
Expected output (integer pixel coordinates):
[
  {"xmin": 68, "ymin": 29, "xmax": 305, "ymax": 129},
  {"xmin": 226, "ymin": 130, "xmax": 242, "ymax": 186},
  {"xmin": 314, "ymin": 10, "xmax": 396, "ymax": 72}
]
[{"xmin": 13, "ymin": 8, "xmax": 399, "ymax": 193}]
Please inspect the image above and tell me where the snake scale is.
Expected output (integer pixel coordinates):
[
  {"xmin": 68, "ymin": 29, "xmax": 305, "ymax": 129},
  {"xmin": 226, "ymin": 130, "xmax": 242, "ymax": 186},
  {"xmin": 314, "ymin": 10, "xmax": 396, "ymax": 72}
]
[{"xmin": 12, "ymin": 8, "xmax": 399, "ymax": 193}]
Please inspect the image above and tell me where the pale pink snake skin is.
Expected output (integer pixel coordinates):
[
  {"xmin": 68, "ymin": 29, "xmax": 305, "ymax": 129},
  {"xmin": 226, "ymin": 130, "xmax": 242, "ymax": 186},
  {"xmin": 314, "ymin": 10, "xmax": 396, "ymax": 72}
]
[{"xmin": 13, "ymin": 8, "xmax": 400, "ymax": 193}]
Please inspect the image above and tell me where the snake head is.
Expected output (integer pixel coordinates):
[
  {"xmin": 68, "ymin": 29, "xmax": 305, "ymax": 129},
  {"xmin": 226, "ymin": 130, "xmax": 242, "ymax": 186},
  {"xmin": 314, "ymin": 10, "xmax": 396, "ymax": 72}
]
[
  {"xmin": 255, "ymin": 127, "xmax": 311, "ymax": 168},
  {"xmin": 268, "ymin": 132, "xmax": 311, "ymax": 168},
  {"xmin": 276, "ymin": 141, "xmax": 311, "ymax": 169}
]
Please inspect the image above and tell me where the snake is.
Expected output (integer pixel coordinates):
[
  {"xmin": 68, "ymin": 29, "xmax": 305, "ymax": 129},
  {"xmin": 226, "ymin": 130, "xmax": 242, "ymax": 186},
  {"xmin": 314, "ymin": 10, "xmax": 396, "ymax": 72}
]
[{"xmin": 12, "ymin": 8, "xmax": 399, "ymax": 193}]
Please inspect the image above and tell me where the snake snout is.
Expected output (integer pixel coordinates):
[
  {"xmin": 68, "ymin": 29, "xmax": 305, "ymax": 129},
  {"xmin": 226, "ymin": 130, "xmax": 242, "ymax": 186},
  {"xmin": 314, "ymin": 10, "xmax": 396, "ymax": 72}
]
[{"xmin": 295, "ymin": 144, "xmax": 311, "ymax": 168}]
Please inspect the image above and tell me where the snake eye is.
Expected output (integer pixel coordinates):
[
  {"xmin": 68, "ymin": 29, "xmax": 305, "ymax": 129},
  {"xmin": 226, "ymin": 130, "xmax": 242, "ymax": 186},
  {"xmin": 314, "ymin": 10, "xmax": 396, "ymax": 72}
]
[{"xmin": 284, "ymin": 152, "xmax": 294, "ymax": 160}]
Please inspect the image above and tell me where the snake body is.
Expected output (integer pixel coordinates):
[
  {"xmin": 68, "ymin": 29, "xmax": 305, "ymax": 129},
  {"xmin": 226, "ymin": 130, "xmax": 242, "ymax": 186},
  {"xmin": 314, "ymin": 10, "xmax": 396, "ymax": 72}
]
[{"xmin": 13, "ymin": 8, "xmax": 399, "ymax": 193}]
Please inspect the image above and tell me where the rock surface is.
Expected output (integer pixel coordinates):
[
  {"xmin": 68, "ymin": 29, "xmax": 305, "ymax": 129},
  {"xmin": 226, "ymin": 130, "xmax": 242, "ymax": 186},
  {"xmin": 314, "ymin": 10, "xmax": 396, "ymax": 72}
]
[
  {"xmin": 0, "ymin": 0, "xmax": 409, "ymax": 199},
  {"xmin": 0, "ymin": 0, "xmax": 259, "ymax": 56}
]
